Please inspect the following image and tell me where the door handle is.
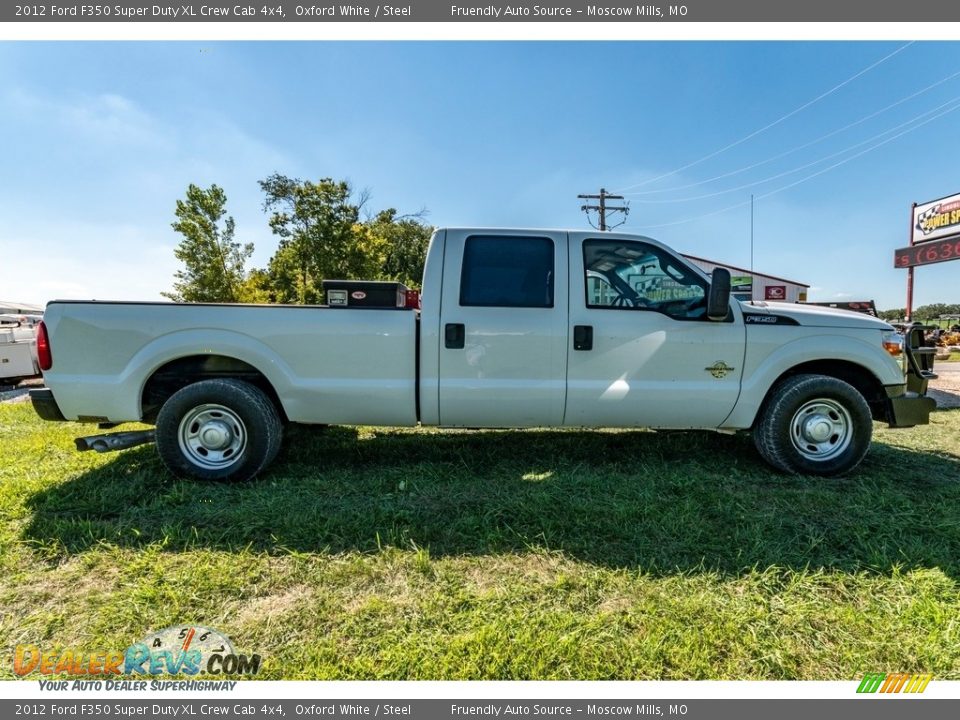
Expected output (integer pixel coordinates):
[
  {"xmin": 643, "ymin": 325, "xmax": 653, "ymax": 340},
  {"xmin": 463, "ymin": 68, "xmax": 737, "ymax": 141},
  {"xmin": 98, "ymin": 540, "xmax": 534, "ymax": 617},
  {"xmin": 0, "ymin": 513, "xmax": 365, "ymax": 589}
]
[
  {"xmin": 445, "ymin": 323, "xmax": 465, "ymax": 349},
  {"xmin": 573, "ymin": 325, "xmax": 593, "ymax": 351}
]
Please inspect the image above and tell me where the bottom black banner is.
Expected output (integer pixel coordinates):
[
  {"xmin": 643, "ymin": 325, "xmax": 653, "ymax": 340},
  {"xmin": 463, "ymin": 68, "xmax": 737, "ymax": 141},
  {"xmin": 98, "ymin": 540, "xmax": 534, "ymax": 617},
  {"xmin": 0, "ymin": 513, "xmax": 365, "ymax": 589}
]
[{"xmin": 2, "ymin": 700, "xmax": 957, "ymax": 720}]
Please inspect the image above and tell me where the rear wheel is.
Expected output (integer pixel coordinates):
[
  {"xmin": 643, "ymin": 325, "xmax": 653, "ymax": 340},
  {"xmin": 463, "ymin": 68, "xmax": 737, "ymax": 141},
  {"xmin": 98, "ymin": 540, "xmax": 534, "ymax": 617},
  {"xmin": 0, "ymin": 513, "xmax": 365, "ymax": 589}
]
[
  {"xmin": 156, "ymin": 378, "xmax": 282, "ymax": 481},
  {"xmin": 753, "ymin": 374, "xmax": 872, "ymax": 476}
]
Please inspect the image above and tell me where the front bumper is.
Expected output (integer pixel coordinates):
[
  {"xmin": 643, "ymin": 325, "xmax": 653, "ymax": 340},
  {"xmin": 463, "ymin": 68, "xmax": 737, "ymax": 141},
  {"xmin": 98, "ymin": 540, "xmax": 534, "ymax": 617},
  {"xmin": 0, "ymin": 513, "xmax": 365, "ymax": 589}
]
[
  {"xmin": 876, "ymin": 321, "xmax": 939, "ymax": 428},
  {"xmin": 883, "ymin": 385, "xmax": 936, "ymax": 428},
  {"xmin": 29, "ymin": 388, "xmax": 66, "ymax": 422}
]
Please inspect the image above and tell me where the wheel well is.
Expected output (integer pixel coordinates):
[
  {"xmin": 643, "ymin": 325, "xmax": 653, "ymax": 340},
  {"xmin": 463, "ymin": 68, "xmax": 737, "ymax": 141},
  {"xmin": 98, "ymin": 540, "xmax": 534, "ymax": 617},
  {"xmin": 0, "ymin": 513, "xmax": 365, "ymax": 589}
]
[
  {"xmin": 760, "ymin": 360, "xmax": 888, "ymax": 426},
  {"xmin": 141, "ymin": 355, "xmax": 286, "ymax": 424}
]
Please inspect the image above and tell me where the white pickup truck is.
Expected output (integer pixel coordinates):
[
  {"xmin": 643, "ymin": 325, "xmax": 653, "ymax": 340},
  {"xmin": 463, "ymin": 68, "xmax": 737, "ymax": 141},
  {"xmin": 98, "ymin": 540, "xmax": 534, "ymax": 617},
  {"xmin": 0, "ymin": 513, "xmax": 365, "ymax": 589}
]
[{"xmin": 31, "ymin": 228, "xmax": 936, "ymax": 480}]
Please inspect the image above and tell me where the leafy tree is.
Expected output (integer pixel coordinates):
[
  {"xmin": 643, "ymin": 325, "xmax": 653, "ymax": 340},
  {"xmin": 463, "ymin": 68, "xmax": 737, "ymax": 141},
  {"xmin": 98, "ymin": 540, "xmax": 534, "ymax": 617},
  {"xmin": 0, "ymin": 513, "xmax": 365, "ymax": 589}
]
[
  {"xmin": 880, "ymin": 305, "xmax": 960, "ymax": 325},
  {"xmin": 369, "ymin": 209, "xmax": 433, "ymax": 288},
  {"xmin": 913, "ymin": 303, "xmax": 960, "ymax": 321},
  {"xmin": 878, "ymin": 308, "xmax": 907, "ymax": 322},
  {"xmin": 258, "ymin": 174, "xmax": 434, "ymax": 302},
  {"xmin": 236, "ymin": 268, "xmax": 274, "ymax": 304},
  {"xmin": 259, "ymin": 174, "xmax": 365, "ymax": 304},
  {"xmin": 163, "ymin": 184, "xmax": 252, "ymax": 303}
]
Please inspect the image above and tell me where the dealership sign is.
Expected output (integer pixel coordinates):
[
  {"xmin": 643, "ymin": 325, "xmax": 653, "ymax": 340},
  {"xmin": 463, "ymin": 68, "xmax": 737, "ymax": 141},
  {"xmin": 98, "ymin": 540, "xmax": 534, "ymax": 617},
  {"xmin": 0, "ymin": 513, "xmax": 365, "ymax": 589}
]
[
  {"xmin": 912, "ymin": 192, "xmax": 960, "ymax": 244},
  {"xmin": 894, "ymin": 238, "xmax": 960, "ymax": 268},
  {"xmin": 895, "ymin": 191, "xmax": 960, "ymax": 268}
]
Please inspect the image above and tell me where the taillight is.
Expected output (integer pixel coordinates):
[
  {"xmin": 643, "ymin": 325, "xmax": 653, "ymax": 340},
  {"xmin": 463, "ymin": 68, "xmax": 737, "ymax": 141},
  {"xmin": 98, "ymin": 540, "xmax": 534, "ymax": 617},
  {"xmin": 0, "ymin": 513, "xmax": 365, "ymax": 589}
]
[{"xmin": 36, "ymin": 321, "xmax": 52, "ymax": 371}]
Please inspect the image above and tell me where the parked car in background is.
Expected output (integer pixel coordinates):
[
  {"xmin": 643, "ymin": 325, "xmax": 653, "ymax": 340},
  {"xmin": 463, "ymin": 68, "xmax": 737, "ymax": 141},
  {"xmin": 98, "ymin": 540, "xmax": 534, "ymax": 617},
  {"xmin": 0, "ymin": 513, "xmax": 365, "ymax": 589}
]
[{"xmin": 0, "ymin": 314, "xmax": 41, "ymax": 382}]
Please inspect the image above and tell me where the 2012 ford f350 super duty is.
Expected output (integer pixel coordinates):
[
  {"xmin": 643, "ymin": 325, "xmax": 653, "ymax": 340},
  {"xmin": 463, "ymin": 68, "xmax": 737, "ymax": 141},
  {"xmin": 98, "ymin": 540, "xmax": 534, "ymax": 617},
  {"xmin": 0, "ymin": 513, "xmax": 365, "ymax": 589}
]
[{"xmin": 30, "ymin": 228, "xmax": 936, "ymax": 480}]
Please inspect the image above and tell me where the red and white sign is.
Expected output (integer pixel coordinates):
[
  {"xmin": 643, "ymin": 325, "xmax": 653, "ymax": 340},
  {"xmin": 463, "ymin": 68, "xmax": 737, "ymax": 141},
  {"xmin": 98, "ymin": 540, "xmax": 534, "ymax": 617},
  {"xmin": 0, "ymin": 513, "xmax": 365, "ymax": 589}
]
[
  {"xmin": 912, "ymin": 191, "xmax": 960, "ymax": 244},
  {"xmin": 350, "ymin": 291, "xmax": 367, "ymax": 300},
  {"xmin": 765, "ymin": 285, "xmax": 786, "ymax": 300}
]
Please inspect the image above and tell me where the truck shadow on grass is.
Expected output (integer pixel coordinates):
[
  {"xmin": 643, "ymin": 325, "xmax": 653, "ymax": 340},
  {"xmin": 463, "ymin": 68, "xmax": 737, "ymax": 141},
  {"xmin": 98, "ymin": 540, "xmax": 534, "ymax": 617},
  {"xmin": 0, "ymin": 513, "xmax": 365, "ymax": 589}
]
[{"xmin": 22, "ymin": 423, "xmax": 960, "ymax": 577}]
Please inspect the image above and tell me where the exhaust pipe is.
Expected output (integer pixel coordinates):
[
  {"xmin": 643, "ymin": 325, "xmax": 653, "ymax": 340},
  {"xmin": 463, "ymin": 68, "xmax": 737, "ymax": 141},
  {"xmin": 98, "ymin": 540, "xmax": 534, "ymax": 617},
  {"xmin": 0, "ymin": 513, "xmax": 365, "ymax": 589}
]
[{"xmin": 75, "ymin": 430, "xmax": 156, "ymax": 453}]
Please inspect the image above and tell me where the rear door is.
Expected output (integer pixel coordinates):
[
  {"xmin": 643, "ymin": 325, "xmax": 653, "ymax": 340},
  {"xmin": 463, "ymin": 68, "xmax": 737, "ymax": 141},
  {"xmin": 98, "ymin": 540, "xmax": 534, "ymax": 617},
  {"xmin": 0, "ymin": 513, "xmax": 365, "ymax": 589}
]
[
  {"xmin": 438, "ymin": 229, "xmax": 568, "ymax": 427},
  {"xmin": 565, "ymin": 233, "xmax": 745, "ymax": 428}
]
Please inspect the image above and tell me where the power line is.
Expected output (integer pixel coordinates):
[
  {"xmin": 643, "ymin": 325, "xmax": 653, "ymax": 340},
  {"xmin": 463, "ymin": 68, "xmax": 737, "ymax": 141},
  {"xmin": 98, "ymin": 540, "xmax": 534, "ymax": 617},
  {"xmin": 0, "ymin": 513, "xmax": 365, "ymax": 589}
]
[
  {"xmin": 623, "ymin": 67, "xmax": 960, "ymax": 197},
  {"xmin": 614, "ymin": 42, "xmax": 915, "ymax": 194},
  {"xmin": 625, "ymin": 97, "xmax": 960, "ymax": 231},
  {"xmin": 578, "ymin": 188, "xmax": 629, "ymax": 231},
  {"xmin": 625, "ymin": 93, "xmax": 960, "ymax": 204}
]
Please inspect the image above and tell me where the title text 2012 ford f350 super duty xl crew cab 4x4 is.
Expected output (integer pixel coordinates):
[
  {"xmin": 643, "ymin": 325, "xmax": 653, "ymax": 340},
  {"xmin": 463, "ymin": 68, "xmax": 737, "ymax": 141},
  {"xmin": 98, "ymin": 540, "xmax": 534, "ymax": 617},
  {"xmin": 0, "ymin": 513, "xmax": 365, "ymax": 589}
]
[{"xmin": 30, "ymin": 228, "xmax": 937, "ymax": 481}]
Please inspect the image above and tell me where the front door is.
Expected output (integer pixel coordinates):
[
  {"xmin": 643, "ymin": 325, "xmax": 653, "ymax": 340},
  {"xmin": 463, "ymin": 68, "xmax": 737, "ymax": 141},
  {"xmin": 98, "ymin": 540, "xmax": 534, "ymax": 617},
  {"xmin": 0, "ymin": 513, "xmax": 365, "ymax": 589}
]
[{"xmin": 565, "ymin": 234, "xmax": 745, "ymax": 428}]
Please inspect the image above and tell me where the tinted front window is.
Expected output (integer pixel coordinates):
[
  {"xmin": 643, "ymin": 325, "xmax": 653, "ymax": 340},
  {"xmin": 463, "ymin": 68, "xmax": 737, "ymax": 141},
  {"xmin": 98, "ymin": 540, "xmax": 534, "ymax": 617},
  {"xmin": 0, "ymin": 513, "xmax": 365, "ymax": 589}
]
[
  {"xmin": 460, "ymin": 236, "xmax": 554, "ymax": 308},
  {"xmin": 583, "ymin": 239, "xmax": 708, "ymax": 320}
]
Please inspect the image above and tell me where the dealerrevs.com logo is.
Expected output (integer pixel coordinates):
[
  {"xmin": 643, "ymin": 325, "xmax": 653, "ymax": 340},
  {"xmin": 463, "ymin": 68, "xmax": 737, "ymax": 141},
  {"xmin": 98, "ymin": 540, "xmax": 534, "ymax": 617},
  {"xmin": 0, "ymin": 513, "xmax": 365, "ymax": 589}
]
[
  {"xmin": 14, "ymin": 626, "xmax": 261, "ymax": 679},
  {"xmin": 857, "ymin": 673, "xmax": 933, "ymax": 694}
]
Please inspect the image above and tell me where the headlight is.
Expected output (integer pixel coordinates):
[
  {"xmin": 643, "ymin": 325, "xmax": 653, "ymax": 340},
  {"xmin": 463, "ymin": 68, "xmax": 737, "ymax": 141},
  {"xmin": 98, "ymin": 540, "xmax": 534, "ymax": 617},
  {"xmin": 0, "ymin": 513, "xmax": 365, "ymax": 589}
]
[
  {"xmin": 882, "ymin": 331, "xmax": 903, "ymax": 357},
  {"xmin": 882, "ymin": 331, "xmax": 906, "ymax": 371}
]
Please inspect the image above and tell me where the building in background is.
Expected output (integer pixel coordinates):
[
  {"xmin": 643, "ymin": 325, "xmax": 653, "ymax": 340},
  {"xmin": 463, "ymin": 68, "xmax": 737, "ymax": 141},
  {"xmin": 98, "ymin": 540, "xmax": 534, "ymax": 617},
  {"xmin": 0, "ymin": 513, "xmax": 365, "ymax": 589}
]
[
  {"xmin": 0, "ymin": 301, "xmax": 44, "ymax": 315},
  {"xmin": 682, "ymin": 255, "xmax": 810, "ymax": 303}
]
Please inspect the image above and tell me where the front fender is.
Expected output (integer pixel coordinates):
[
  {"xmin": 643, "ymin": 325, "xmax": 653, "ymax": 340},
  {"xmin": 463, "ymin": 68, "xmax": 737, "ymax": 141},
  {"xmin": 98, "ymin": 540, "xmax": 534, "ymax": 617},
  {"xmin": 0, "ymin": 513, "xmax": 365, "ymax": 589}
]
[{"xmin": 722, "ymin": 330, "xmax": 902, "ymax": 429}]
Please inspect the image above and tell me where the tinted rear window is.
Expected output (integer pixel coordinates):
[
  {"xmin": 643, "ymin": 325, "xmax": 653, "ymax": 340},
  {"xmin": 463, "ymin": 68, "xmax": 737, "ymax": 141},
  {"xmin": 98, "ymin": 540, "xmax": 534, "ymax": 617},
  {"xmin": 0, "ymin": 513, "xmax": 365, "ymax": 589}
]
[{"xmin": 460, "ymin": 236, "xmax": 554, "ymax": 308}]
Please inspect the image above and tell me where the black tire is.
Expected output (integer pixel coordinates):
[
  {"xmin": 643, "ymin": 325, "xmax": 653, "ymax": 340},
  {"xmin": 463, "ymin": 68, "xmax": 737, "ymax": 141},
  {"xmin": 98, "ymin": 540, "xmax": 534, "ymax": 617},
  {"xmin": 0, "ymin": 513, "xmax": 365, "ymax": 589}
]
[
  {"xmin": 155, "ymin": 378, "xmax": 283, "ymax": 481},
  {"xmin": 753, "ymin": 374, "xmax": 872, "ymax": 477}
]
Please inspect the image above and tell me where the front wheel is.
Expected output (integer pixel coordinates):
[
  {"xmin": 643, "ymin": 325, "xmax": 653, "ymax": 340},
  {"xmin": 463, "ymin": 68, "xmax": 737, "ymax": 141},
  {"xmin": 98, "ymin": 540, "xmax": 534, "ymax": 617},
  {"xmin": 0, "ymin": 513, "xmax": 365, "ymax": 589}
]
[
  {"xmin": 753, "ymin": 374, "xmax": 872, "ymax": 476},
  {"xmin": 155, "ymin": 378, "xmax": 283, "ymax": 481}
]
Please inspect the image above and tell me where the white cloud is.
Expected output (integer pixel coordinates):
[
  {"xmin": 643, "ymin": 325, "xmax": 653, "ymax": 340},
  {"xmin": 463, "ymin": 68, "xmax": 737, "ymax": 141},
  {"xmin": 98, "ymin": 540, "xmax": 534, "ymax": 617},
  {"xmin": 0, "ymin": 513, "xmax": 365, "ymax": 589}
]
[
  {"xmin": 0, "ymin": 220, "xmax": 178, "ymax": 305},
  {"xmin": 1, "ymin": 85, "xmax": 295, "ymax": 302},
  {"xmin": 6, "ymin": 87, "xmax": 172, "ymax": 150}
]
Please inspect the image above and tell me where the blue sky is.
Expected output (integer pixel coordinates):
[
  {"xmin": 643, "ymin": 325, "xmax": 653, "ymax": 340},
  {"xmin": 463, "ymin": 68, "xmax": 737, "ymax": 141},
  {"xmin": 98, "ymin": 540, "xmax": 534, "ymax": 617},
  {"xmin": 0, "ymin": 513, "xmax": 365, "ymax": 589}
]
[{"xmin": 2, "ymin": 40, "xmax": 959, "ymax": 310}]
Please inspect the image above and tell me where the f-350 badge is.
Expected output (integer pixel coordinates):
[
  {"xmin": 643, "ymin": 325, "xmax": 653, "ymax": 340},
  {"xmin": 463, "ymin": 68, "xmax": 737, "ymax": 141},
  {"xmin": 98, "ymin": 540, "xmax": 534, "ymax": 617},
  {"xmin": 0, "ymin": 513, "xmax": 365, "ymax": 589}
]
[{"xmin": 705, "ymin": 361, "xmax": 735, "ymax": 379}]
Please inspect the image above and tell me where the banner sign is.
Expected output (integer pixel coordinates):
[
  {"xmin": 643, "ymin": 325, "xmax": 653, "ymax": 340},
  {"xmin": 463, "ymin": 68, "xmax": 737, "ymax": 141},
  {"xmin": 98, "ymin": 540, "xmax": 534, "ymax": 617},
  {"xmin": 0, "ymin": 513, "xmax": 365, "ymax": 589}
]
[
  {"xmin": 8, "ymin": 0, "xmax": 960, "ymax": 23},
  {"xmin": 730, "ymin": 275, "xmax": 752, "ymax": 300},
  {"xmin": 894, "ymin": 237, "xmax": 960, "ymax": 269},
  {"xmin": 0, "ymin": 699, "xmax": 958, "ymax": 720},
  {"xmin": 912, "ymin": 192, "xmax": 960, "ymax": 245},
  {"xmin": 731, "ymin": 276, "xmax": 752, "ymax": 292}
]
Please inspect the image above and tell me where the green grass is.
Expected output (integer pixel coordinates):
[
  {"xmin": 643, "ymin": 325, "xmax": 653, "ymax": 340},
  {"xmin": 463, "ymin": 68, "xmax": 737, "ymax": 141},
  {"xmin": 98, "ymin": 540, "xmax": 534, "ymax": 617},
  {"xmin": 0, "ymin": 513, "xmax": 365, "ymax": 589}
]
[{"xmin": 1, "ymin": 402, "xmax": 959, "ymax": 680}]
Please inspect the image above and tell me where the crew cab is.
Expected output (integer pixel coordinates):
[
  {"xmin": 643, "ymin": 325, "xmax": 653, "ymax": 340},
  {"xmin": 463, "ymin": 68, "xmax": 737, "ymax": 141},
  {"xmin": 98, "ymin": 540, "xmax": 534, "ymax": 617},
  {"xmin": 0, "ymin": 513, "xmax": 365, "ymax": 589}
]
[{"xmin": 30, "ymin": 228, "xmax": 936, "ymax": 480}]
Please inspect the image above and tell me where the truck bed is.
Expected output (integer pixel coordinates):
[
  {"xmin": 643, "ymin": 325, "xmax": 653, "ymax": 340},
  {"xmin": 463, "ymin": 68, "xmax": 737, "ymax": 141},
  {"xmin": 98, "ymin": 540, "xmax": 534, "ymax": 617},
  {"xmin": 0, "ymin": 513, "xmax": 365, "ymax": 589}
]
[{"xmin": 41, "ymin": 301, "xmax": 418, "ymax": 426}]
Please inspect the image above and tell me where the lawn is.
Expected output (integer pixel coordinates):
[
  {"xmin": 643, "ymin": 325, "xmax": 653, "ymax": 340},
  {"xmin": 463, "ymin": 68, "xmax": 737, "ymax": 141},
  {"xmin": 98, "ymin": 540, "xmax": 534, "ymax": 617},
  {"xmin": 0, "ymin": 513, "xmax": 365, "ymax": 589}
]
[{"xmin": 1, "ymin": 401, "xmax": 958, "ymax": 680}]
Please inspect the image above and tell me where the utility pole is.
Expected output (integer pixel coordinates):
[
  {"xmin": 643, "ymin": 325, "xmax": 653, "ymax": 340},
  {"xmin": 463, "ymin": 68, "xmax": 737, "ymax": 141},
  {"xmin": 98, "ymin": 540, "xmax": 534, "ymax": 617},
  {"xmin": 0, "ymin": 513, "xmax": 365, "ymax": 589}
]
[{"xmin": 579, "ymin": 188, "xmax": 629, "ymax": 231}]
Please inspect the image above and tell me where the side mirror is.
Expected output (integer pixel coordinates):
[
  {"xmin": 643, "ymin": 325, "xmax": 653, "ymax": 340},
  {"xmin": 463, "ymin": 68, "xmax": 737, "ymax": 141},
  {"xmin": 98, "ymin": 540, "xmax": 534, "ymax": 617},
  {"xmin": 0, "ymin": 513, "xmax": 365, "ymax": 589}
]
[{"xmin": 707, "ymin": 268, "xmax": 731, "ymax": 321}]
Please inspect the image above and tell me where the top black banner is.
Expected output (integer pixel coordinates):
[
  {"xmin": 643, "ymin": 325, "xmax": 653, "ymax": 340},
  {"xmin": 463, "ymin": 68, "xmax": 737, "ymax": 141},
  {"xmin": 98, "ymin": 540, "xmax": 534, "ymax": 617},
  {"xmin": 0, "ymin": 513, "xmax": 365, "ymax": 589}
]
[{"xmin": 6, "ymin": 0, "xmax": 960, "ymax": 22}]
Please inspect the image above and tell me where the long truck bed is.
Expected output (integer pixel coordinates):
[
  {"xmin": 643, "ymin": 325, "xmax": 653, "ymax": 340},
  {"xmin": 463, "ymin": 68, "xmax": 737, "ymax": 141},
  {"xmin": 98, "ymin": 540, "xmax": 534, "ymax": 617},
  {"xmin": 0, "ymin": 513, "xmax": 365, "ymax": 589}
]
[{"xmin": 39, "ymin": 301, "xmax": 419, "ymax": 427}]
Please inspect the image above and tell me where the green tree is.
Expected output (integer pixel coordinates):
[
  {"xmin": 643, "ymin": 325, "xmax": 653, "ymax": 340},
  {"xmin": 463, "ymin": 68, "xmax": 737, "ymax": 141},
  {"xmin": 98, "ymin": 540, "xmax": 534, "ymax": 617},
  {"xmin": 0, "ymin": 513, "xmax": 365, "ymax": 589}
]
[
  {"xmin": 369, "ymin": 209, "xmax": 433, "ymax": 288},
  {"xmin": 256, "ymin": 173, "xmax": 435, "ymax": 303},
  {"xmin": 163, "ymin": 184, "xmax": 252, "ymax": 303},
  {"xmin": 236, "ymin": 268, "xmax": 274, "ymax": 304},
  {"xmin": 259, "ymin": 174, "xmax": 367, "ymax": 304},
  {"xmin": 878, "ymin": 308, "xmax": 907, "ymax": 322},
  {"xmin": 914, "ymin": 303, "xmax": 955, "ymax": 322}
]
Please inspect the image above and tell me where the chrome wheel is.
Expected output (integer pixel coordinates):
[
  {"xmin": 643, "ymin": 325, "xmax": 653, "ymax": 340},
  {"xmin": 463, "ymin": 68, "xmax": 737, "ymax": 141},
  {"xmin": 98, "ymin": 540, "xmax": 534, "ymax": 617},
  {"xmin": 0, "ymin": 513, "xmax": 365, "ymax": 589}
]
[
  {"xmin": 789, "ymin": 398, "xmax": 852, "ymax": 462},
  {"xmin": 177, "ymin": 403, "xmax": 247, "ymax": 470}
]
